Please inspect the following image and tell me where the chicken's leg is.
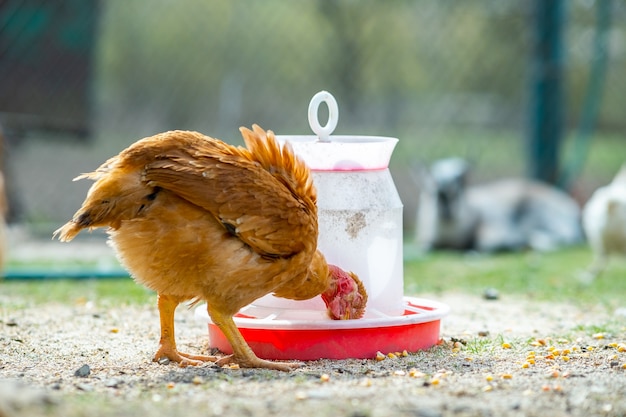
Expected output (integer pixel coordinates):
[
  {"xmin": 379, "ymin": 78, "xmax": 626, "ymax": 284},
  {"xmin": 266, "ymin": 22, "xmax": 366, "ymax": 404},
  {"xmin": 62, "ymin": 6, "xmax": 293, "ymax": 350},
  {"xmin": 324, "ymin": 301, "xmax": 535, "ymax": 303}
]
[
  {"xmin": 153, "ymin": 293, "xmax": 217, "ymax": 367},
  {"xmin": 207, "ymin": 305, "xmax": 300, "ymax": 371}
]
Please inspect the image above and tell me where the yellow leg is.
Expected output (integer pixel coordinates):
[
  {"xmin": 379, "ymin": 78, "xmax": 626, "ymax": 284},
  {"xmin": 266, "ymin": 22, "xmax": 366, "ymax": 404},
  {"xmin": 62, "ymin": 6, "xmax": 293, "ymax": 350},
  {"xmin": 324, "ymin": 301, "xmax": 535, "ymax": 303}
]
[
  {"xmin": 207, "ymin": 305, "xmax": 300, "ymax": 371},
  {"xmin": 152, "ymin": 294, "xmax": 217, "ymax": 367}
]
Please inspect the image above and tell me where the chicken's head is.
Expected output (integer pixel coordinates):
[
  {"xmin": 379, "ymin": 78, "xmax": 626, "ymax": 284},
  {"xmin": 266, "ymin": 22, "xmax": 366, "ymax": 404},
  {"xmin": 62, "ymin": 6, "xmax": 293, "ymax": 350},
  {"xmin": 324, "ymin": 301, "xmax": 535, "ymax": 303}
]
[{"xmin": 321, "ymin": 265, "xmax": 367, "ymax": 320}]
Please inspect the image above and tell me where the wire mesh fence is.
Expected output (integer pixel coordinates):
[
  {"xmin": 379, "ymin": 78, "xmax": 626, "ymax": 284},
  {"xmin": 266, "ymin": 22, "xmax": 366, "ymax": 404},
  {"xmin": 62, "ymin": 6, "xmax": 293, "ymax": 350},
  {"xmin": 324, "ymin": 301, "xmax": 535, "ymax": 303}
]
[{"xmin": 1, "ymin": 0, "xmax": 625, "ymax": 232}]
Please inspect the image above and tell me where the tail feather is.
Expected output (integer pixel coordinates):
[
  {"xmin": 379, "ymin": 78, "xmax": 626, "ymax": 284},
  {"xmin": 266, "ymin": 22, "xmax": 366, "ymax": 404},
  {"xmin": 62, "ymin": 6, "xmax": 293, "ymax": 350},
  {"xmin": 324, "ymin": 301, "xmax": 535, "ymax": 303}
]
[
  {"xmin": 53, "ymin": 222, "xmax": 83, "ymax": 242},
  {"xmin": 239, "ymin": 124, "xmax": 316, "ymax": 205}
]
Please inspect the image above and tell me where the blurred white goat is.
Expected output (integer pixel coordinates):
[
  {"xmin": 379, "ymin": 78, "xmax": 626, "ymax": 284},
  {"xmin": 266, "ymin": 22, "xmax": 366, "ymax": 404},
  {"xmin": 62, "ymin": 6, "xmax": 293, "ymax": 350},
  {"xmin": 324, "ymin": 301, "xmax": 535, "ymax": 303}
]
[
  {"xmin": 582, "ymin": 164, "xmax": 626, "ymax": 279},
  {"xmin": 416, "ymin": 158, "xmax": 583, "ymax": 252}
]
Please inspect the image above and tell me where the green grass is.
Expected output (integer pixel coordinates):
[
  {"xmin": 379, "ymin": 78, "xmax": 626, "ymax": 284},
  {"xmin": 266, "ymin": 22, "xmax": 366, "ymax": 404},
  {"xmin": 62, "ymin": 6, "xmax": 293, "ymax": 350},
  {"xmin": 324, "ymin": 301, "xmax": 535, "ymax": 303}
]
[
  {"xmin": 0, "ymin": 277, "xmax": 154, "ymax": 308},
  {"xmin": 404, "ymin": 245, "xmax": 626, "ymax": 308}
]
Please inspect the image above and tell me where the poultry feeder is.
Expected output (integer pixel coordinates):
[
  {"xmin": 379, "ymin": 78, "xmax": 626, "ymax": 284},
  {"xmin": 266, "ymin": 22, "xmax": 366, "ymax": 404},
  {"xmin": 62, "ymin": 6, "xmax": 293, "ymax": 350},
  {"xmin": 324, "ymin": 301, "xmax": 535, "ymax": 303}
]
[{"xmin": 196, "ymin": 91, "xmax": 449, "ymax": 360}]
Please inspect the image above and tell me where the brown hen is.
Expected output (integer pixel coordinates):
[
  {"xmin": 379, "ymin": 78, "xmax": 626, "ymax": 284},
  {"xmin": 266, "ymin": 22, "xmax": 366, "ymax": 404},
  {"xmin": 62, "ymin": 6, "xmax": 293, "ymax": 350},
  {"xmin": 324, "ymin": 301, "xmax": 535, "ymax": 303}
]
[{"xmin": 55, "ymin": 125, "xmax": 367, "ymax": 371}]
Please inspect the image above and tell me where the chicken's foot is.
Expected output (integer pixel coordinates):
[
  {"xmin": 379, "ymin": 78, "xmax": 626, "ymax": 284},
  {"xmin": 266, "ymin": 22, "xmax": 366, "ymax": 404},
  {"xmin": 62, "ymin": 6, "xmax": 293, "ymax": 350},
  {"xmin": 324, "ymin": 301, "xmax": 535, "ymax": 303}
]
[
  {"xmin": 153, "ymin": 294, "xmax": 217, "ymax": 367},
  {"xmin": 208, "ymin": 305, "xmax": 301, "ymax": 371}
]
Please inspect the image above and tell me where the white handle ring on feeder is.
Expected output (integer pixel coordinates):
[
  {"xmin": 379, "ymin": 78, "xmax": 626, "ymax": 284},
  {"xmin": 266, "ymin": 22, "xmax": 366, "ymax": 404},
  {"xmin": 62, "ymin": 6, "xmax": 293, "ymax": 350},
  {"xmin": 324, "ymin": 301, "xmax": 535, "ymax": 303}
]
[{"xmin": 308, "ymin": 91, "xmax": 338, "ymax": 142}]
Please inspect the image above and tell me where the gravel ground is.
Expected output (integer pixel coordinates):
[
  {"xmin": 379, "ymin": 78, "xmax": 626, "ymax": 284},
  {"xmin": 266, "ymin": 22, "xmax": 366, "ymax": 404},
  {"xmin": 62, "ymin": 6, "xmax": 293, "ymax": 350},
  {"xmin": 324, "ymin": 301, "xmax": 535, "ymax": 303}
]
[{"xmin": 2, "ymin": 288, "xmax": 626, "ymax": 417}]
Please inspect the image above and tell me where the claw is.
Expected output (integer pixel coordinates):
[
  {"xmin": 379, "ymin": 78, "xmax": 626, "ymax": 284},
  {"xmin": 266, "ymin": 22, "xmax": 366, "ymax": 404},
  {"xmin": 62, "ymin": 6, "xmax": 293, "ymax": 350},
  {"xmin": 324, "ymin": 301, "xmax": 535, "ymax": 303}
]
[
  {"xmin": 215, "ymin": 354, "xmax": 301, "ymax": 371},
  {"xmin": 153, "ymin": 347, "xmax": 217, "ymax": 367}
]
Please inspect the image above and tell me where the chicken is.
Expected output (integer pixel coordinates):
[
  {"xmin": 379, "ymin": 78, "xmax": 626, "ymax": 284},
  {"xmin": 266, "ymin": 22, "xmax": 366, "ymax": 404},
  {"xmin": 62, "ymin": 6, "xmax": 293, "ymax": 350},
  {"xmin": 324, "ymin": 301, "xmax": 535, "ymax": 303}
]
[
  {"xmin": 582, "ymin": 163, "xmax": 626, "ymax": 279},
  {"xmin": 55, "ymin": 125, "xmax": 367, "ymax": 371}
]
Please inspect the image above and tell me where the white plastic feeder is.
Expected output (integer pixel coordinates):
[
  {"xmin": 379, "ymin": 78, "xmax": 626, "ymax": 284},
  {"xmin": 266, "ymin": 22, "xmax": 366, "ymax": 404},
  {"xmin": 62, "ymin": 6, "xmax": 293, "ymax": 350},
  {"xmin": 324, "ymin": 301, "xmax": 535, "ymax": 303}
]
[{"xmin": 196, "ymin": 91, "xmax": 449, "ymax": 360}]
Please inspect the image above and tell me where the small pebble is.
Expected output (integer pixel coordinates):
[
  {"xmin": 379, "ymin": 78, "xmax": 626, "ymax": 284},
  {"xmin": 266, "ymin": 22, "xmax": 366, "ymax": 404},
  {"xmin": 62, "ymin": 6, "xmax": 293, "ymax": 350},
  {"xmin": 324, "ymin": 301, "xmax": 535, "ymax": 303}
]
[
  {"xmin": 483, "ymin": 288, "xmax": 500, "ymax": 300},
  {"xmin": 74, "ymin": 364, "xmax": 91, "ymax": 378}
]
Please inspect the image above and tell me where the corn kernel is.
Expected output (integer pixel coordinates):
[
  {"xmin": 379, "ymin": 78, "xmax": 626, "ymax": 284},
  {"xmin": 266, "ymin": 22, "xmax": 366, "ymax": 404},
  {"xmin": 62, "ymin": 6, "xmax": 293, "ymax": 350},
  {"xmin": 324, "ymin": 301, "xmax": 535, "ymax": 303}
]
[
  {"xmin": 561, "ymin": 348, "xmax": 571, "ymax": 355},
  {"xmin": 522, "ymin": 362, "xmax": 530, "ymax": 369},
  {"xmin": 387, "ymin": 352, "xmax": 397, "ymax": 359},
  {"xmin": 409, "ymin": 368, "xmax": 425, "ymax": 378},
  {"xmin": 550, "ymin": 371, "xmax": 560, "ymax": 378},
  {"xmin": 401, "ymin": 350, "xmax": 409, "ymax": 357},
  {"xmin": 561, "ymin": 356, "xmax": 570, "ymax": 362},
  {"xmin": 541, "ymin": 384, "xmax": 551, "ymax": 392},
  {"xmin": 192, "ymin": 376, "xmax": 203, "ymax": 385},
  {"xmin": 393, "ymin": 370, "xmax": 406, "ymax": 377},
  {"xmin": 110, "ymin": 328, "xmax": 119, "ymax": 334},
  {"xmin": 593, "ymin": 333, "xmax": 605, "ymax": 340},
  {"xmin": 608, "ymin": 342, "xmax": 618, "ymax": 348},
  {"xmin": 485, "ymin": 375, "xmax": 494, "ymax": 382},
  {"xmin": 528, "ymin": 358, "xmax": 536, "ymax": 365},
  {"xmin": 501, "ymin": 343, "xmax": 512, "ymax": 349},
  {"xmin": 501, "ymin": 373, "xmax": 513, "ymax": 379},
  {"xmin": 167, "ymin": 382, "xmax": 175, "ymax": 389},
  {"xmin": 548, "ymin": 346, "xmax": 556, "ymax": 352},
  {"xmin": 618, "ymin": 344, "xmax": 626, "ymax": 353},
  {"xmin": 430, "ymin": 378, "xmax": 440, "ymax": 385},
  {"xmin": 621, "ymin": 363, "xmax": 626, "ymax": 370},
  {"xmin": 320, "ymin": 373, "xmax": 330, "ymax": 382},
  {"xmin": 482, "ymin": 385, "xmax": 493, "ymax": 392},
  {"xmin": 375, "ymin": 351, "xmax": 385, "ymax": 361}
]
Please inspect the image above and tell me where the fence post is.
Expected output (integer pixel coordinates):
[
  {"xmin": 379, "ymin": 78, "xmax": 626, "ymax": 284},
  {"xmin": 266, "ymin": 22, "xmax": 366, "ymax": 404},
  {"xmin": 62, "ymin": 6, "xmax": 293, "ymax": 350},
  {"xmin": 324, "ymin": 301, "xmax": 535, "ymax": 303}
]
[{"xmin": 527, "ymin": 0, "xmax": 564, "ymax": 186}]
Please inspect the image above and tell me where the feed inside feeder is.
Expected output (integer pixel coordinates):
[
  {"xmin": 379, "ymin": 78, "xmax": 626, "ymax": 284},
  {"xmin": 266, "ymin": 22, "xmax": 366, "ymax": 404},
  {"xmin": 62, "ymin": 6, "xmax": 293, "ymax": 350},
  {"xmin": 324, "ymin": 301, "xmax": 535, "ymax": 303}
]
[{"xmin": 196, "ymin": 91, "xmax": 449, "ymax": 359}]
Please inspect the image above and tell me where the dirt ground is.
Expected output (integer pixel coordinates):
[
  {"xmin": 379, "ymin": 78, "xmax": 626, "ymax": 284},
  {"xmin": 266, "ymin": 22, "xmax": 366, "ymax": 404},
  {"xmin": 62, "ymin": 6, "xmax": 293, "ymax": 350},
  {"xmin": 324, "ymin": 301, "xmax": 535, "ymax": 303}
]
[{"xmin": 1, "ymin": 289, "xmax": 626, "ymax": 417}]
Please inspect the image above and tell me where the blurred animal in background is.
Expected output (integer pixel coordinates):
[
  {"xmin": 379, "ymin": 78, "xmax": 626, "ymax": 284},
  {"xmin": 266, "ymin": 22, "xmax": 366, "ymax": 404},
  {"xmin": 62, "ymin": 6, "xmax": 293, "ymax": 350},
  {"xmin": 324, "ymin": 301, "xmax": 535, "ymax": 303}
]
[
  {"xmin": 582, "ymin": 164, "xmax": 626, "ymax": 280},
  {"xmin": 55, "ymin": 125, "xmax": 367, "ymax": 371},
  {"xmin": 415, "ymin": 158, "xmax": 583, "ymax": 253}
]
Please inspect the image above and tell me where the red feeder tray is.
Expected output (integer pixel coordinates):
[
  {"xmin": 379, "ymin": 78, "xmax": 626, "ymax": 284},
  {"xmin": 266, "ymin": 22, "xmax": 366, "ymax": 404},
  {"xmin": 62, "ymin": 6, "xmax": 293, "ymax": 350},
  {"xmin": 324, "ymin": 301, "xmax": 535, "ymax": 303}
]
[{"xmin": 194, "ymin": 297, "xmax": 449, "ymax": 360}]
